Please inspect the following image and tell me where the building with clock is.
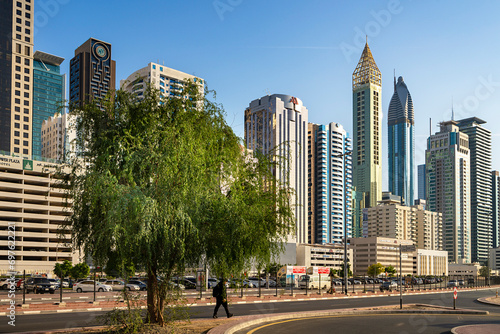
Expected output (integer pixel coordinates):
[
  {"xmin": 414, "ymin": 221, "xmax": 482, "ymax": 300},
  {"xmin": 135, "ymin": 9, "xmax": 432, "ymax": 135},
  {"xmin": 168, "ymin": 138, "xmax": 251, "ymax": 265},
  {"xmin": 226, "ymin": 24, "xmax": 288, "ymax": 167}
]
[{"xmin": 69, "ymin": 38, "xmax": 116, "ymax": 106}]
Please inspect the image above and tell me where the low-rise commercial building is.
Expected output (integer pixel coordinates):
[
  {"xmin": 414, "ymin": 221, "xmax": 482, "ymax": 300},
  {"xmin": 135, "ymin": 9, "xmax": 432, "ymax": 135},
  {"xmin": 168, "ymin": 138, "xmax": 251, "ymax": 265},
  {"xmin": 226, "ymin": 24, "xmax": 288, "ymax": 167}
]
[
  {"xmin": 414, "ymin": 249, "xmax": 448, "ymax": 276},
  {"xmin": 296, "ymin": 243, "xmax": 352, "ymax": 272},
  {"xmin": 350, "ymin": 237, "xmax": 414, "ymax": 276}
]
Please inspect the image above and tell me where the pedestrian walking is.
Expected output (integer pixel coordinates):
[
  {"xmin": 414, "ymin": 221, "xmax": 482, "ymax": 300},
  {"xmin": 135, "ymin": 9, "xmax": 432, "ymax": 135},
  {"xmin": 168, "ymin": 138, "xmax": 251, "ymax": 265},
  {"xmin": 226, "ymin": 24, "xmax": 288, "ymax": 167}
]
[{"xmin": 212, "ymin": 278, "xmax": 233, "ymax": 319}]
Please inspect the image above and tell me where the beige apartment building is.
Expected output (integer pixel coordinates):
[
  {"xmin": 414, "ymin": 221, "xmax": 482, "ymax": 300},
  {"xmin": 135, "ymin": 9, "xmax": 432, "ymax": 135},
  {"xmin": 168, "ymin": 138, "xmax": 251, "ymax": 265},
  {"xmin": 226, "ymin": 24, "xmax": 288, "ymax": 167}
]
[
  {"xmin": 0, "ymin": 155, "xmax": 78, "ymax": 274},
  {"xmin": 296, "ymin": 243, "xmax": 352, "ymax": 271},
  {"xmin": 363, "ymin": 195, "xmax": 442, "ymax": 251},
  {"xmin": 350, "ymin": 237, "xmax": 415, "ymax": 276},
  {"xmin": 41, "ymin": 112, "xmax": 78, "ymax": 162}
]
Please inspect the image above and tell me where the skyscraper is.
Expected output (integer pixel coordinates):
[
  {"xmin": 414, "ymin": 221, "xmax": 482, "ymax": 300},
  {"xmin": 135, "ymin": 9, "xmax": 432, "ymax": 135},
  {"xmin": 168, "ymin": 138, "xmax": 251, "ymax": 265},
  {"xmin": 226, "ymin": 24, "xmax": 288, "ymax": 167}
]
[
  {"xmin": 456, "ymin": 117, "xmax": 492, "ymax": 264},
  {"xmin": 418, "ymin": 164, "xmax": 426, "ymax": 201},
  {"xmin": 32, "ymin": 51, "xmax": 65, "ymax": 159},
  {"xmin": 492, "ymin": 171, "xmax": 500, "ymax": 249},
  {"xmin": 245, "ymin": 94, "xmax": 308, "ymax": 245},
  {"xmin": 388, "ymin": 75, "xmax": 414, "ymax": 206},
  {"xmin": 352, "ymin": 42, "xmax": 382, "ymax": 237},
  {"xmin": 308, "ymin": 122, "xmax": 352, "ymax": 245},
  {"xmin": 426, "ymin": 120, "xmax": 470, "ymax": 263},
  {"xmin": 69, "ymin": 38, "xmax": 116, "ymax": 106},
  {"xmin": 0, "ymin": 0, "xmax": 34, "ymax": 157}
]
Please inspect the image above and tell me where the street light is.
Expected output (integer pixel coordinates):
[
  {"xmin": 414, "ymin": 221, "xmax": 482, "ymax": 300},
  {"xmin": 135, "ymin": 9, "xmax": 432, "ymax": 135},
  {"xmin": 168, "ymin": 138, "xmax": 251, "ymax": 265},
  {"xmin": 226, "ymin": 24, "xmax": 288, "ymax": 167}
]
[{"xmin": 335, "ymin": 150, "xmax": 352, "ymax": 295}]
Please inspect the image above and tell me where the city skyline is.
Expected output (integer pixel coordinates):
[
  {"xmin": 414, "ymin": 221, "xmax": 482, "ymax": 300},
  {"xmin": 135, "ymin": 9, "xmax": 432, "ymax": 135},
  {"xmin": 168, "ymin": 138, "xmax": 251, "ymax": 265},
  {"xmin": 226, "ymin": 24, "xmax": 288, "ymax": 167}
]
[{"xmin": 32, "ymin": 1, "xmax": 500, "ymax": 188}]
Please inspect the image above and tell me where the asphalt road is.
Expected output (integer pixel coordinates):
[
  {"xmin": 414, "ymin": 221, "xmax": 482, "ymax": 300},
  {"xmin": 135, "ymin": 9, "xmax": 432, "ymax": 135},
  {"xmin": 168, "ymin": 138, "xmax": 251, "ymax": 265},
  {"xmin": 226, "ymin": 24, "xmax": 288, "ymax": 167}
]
[
  {"xmin": 238, "ymin": 314, "xmax": 500, "ymax": 334},
  {"xmin": 1, "ymin": 288, "xmax": 498, "ymax": 333}
]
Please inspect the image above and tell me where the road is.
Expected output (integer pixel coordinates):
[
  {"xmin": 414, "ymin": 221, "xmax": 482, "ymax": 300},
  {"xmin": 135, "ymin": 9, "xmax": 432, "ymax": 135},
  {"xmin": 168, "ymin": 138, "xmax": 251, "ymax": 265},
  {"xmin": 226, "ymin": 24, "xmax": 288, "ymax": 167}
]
[{"xmin": 0, "ymin": 288, "xmax": 498, "ymax": 333}]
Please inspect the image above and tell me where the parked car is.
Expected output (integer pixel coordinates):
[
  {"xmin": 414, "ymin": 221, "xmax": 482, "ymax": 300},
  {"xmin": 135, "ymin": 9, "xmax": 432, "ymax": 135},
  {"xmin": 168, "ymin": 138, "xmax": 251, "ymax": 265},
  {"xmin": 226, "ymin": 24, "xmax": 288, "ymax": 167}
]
[
  {"xmin": 447, "ymin": 280, "xmax": 459, "ymax": 287},
  {"xmin": 73, "ymin": 280, "xmax": 112, "ymax": 293},
  {"xmin": 48, "ymin": 278, "xmax": 60, "ymax": 289},
  {"xmin": 0, "ymin": 278, "xmax": 20, "ymax": 290},
  {"xmin": 207, "ymin": 278, "xmax": 218, "ymax": 289},
  {"xmin": 380, "ymin": 281, "xmax": 398, "ymax": 292},
  {"xmin": 25, "ymin": 277, "xmax": 56, "ymax": 294},
  {"xmin": 458, "ymin": 279, "xmax": 465, "ymax": 286},
  {"xmin": 105, "ymin": 279, "xmax": 140, "ymax": 291},
  {"xmin": 128, "ymin": 280, "xmax": 147, "ymax": 291}
]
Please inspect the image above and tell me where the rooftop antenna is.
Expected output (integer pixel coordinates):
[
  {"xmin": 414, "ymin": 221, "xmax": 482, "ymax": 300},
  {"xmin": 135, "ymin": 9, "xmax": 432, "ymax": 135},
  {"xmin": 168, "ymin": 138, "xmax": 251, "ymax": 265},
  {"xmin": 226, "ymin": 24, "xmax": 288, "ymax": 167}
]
[
  {"xmin": 451, "ymin": 97, "xmax": 455, "ymax": 121},
  {"xmin": 394, "ymin": 69, "xmax": 396, "ymax": 91},
  {"xmin": 429, "ymin": 118, "xmax": 432, "ymax": 136}
]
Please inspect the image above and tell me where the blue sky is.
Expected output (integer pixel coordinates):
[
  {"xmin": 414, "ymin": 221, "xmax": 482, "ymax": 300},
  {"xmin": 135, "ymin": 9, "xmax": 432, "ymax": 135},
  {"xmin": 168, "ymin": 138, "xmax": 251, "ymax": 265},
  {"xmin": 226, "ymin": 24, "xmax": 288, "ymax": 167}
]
[{"xmin": 35, "ymin": 0, "xmax": 500, "ymax": 187}]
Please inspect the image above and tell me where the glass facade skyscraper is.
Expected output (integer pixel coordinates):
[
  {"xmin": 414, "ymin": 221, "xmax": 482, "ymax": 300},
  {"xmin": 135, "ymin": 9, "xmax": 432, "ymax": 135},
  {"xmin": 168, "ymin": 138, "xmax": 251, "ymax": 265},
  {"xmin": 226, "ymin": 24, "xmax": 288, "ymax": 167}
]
[
  {"xmin": 33, "ymin": 51, "xmax": 65, "ymax": 160},
  {"xmin": 426, "ymin": 121, "xmax": 470, "ymax": 263},
  {"xmin": 418, "ymin": 164, "xmax": 426, "ymax": 201},
  {"xmin": 388, "ymin": 76, "xmax": 414, "ymax": 206}
]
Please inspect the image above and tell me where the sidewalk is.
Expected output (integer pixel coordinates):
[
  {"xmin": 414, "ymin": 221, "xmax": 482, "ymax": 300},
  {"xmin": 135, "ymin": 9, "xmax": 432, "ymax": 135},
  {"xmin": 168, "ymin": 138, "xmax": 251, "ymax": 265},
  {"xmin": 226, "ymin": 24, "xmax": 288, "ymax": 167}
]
[{"xmin": 2, "ymin": 285, "xmax": 496, "ymax": 316}]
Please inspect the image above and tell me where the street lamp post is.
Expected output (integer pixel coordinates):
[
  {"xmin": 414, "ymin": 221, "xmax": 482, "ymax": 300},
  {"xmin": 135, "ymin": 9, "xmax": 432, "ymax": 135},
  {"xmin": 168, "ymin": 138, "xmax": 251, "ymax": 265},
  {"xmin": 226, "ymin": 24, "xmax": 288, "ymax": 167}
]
[{"xmin": 335, "ymin": 150, "xmax": 352, "ymax": 295}]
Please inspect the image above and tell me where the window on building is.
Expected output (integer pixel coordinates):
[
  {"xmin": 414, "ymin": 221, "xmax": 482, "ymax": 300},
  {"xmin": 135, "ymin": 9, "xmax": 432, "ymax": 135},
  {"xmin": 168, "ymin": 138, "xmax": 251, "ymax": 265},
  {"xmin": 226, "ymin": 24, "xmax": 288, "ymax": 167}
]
[
  {"xmin": 14, "ymin": 148, "xmax": 19, "ymax": 153},
  {"xmin": 23, "ymin": 149, "xmax": 28, "ymax": 155}
]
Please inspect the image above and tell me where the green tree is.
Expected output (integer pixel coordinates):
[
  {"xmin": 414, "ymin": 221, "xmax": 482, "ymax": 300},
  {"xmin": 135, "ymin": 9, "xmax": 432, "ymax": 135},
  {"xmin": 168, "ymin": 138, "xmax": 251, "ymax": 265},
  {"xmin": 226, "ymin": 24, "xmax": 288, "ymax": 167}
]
[
  {"xmin": 54, "ymin": 260, "xmax": 73, "ymax": 279},
  {"xmin": 385, "ymin": 265, "xmax": 397, "ymax": 277},
  {"xmin": 65, "ymin": 84, "xmax": 294, "ymax": 326},
  {"xmin": 71, "ymin": 262, "xmax": 90, "ymax": 280},
  {"xmin": 367, "ymin": 263, "xmax": 385, "ymax": 277},
  {"xmin": 479, "ymin": 266, "xmax": 490, "ymax": 278},
  {"xmin": 338, "ymin": 262, "xmax": 352, "ymax": 278}
]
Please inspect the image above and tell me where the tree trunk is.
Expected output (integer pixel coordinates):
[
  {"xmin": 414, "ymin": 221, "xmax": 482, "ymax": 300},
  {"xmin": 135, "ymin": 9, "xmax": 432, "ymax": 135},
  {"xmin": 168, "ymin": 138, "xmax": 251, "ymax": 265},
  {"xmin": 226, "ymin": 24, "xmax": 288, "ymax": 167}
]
[{"xmin": 147, "ymin": 269, "xmax": 159, "ymax": 324}]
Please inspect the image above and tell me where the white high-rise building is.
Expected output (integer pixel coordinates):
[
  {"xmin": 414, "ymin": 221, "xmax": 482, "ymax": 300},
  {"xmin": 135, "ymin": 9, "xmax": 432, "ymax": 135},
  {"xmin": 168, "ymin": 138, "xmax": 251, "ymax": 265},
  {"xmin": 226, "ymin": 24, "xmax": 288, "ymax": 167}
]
[
  {"xmin": 41, "ymin": 112, "xmax": 77, "ymax": 162},
  {"xmin": 308, "ymin": 122, "xmax": 352, "ymax": 245},
  {"xmin": 245, "ymin": 94, "xmax": 308, "ymax": 247},
  {"xmin": 426, "ymin": 120, "xmax": 471, "ymax": 263},
  {"xmin": 120, "ymin": 62, "xmax": 203, "ymax": 100}
]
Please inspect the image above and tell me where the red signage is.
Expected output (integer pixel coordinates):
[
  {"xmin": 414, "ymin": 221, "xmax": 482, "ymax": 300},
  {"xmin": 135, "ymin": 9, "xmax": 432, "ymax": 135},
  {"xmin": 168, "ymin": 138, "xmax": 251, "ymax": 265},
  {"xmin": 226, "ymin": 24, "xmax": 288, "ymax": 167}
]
[
  {"xmin": 453, "ymin": 287, "xmax": 458, "ymax": 300},
  {"xmin": 318, "ymin": 267, "xmax": 330, "ymax": 274},
  {"xmin": 292, "ymin": 266, "xmax": 306, "ymax": 274},
  {"xmin": 290, "ymin": 97, "xmax": 298, "ymax": 105}
]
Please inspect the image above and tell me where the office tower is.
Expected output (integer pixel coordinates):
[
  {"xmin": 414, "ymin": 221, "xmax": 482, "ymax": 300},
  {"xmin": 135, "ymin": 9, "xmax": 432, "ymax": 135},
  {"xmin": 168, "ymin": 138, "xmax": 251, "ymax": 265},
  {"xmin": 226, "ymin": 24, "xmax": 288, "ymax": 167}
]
[
  {"xmin": 418, "ymin": 164, "xmax": 426, "ymax": 200},
  {"xmin": 69, "ymin": 38, "xmax": 116, "ymax": 105},
  {"xmin": 388, "ymin": 75, "xmax": 414, "ymax": 205},
  {"xmin": 41, "ymin": 112, "xmax": 77, "ymax": 162},
  {"xmin": 457, "ymin": 118, "xmax": 492, "ymax": 264},
  {"xmin": 120, "ymin": 62, "xmax": 203, "ymax": 99},
  {"xmin": 245, "ymin": 94, "xmax": 308, "ymax": 244},
  {"xmin": 492, "ymin": 171, "xmax": 500, "ymax": 249},
  {"xmin": 426, "ymin": 120, "xmax": 470, "ymax": 263},
  {"xmin": 0, "ymin": 0, "xmax": 34, "ymax": 157},
  {"xmin": 33, "ymin": 51, "xmax": 65, "ymax": 159},
  {"xmin": 308, "ymin": 122, "xmax": 352, "ymax": 245},
  {"xmin": 352, "ymin": 42, "xmax": 382, "ymax": 237}
]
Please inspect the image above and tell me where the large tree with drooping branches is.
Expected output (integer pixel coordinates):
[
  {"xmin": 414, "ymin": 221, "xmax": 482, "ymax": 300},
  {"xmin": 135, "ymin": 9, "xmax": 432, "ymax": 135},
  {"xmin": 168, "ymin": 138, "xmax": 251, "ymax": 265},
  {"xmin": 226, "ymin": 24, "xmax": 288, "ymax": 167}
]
[{"xmin": 64, "ymin": 82, "xmax": 294, "ymax": 325}]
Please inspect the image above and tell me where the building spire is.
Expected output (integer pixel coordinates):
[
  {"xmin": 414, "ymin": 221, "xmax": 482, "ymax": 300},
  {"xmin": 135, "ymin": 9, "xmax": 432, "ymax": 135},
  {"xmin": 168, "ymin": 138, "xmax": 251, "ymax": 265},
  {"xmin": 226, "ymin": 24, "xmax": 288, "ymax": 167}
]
[
  {"xmin": 352, "ymin": 42, "xmax": 381, "ymax": 89},
  {"xmin": 451, "ymin": 97, "xmax": 454, "ymax": 121},
  {"xmin": 394, "ymin": 69, "xmax": 396, "ymax": 92}
]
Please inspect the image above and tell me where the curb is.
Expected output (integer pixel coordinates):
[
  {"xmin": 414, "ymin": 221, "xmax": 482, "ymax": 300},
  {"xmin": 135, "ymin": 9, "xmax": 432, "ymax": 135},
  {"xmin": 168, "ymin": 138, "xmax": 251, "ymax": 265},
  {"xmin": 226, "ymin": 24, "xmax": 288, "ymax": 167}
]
[
  {"xmin": 476, "ymin": 297, "xmax": 500, "ymax": 307},
  {"xmin": 208, "ymin": 304, "xmax": 489, "ymax": 334}
]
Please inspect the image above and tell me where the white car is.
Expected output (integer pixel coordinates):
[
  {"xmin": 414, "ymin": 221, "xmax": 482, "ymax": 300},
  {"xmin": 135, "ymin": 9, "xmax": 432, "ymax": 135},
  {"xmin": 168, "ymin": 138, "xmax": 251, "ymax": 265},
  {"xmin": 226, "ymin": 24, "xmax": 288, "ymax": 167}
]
[
  {"xmin": 73, "ymin": 280, "xmax": 112, "ymax": 293},
  {"xmin": 105, "ymin": 279, "xmax": 140, "ymax": 291}
]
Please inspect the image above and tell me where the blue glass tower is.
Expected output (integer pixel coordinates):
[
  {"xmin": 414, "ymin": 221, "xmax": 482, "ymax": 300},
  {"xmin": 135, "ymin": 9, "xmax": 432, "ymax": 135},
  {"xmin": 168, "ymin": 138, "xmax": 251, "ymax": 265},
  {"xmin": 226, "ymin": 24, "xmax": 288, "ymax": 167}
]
[
  {"xmin": 33, "ymin": 51, "xmax": 65, "ymax": 160},
  {"xmin": 388, "ymin": 75, "xmax": 414, "ymax": 206}
]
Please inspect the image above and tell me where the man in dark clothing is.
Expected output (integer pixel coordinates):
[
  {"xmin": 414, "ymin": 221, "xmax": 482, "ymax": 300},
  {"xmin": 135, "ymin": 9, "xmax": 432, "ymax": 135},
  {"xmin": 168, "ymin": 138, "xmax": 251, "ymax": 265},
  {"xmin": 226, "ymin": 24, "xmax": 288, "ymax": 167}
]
[{"xmin": 213, "ymin": 278, "xmax": 233, "ymax": 319}]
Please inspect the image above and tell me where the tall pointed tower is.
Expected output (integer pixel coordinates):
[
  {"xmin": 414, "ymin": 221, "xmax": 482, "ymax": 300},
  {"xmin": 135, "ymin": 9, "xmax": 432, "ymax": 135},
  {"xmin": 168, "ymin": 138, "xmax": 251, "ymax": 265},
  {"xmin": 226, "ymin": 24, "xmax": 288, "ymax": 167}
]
[
  {"xmin": 352, "ymin": 42, "xmax": 382, "ymax": 237},
  {"xmin": 388, "ymin": 75, "xmax": 414, "ymax": 206}
]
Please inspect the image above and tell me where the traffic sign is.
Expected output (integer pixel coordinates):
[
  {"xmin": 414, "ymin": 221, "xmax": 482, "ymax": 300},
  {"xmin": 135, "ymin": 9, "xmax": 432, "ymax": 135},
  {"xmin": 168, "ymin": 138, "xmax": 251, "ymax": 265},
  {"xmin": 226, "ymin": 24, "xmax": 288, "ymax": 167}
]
[{"xmin": 453, "ymin": 287, "xmax": 458, "ymax": 299}]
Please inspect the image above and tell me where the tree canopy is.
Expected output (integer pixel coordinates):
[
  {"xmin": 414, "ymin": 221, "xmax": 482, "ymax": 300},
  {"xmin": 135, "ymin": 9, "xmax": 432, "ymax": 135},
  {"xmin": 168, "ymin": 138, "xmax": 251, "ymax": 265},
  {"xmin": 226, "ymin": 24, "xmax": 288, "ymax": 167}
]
[
  {"xmin": 65, "ymin": 83, "xmax": 294, "ymax": 325},
  {"xmin": 54, "ymin": 260, "xmax": 73, "ymax": 278},
  {"xmin": 367, "ymin": 263, "xmax": 384, "ymax": 277}
]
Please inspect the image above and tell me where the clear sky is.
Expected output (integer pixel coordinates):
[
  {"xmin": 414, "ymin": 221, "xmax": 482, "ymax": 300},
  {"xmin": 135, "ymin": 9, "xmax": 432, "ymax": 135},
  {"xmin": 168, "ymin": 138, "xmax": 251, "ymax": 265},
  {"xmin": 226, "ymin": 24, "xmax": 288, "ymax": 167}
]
[{"xmin": 35, "ymin": 0, "xmax": 500, "ymax": 188}]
